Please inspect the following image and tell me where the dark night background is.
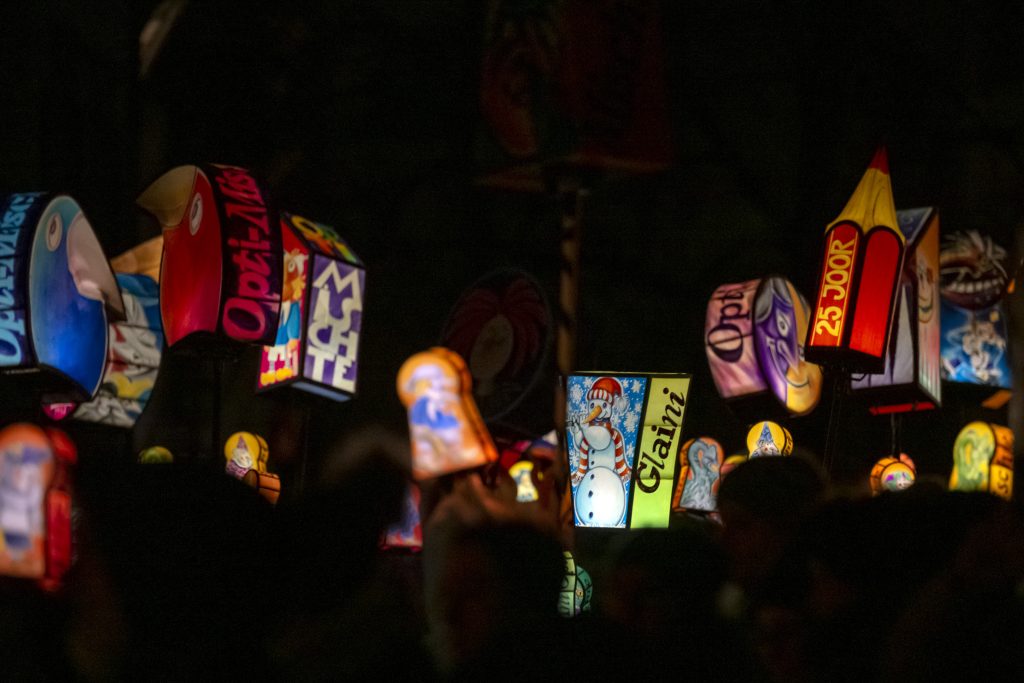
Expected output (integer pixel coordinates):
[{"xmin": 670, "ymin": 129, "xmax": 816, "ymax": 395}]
[{"xmin": 2, "ymin": 0, "xmax": 1023, "ymax": 491}]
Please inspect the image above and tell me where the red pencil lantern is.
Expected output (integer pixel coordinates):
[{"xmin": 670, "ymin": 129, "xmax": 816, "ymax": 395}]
[{"xmin": 806, "ymin": 148, "xmax": 906, "ymax": 373}]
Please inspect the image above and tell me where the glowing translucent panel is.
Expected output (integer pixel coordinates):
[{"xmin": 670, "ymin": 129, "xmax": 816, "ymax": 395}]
[
  {"xmin": 137, "ymin": 164, "xmax": 282, "ymax": 347},
  {"xmin": 382, "ymin": 484, "xmax": 423, "ymax": 551},
  {"xmin": 672, "ymin": 436, "xmax": 724, "ymax": 513},
  {"xmin": 852, "ymin": 208, "xmax": 941, "ymax": 413},
  {"xmin": 807, "ymin": 149, "xmax": 906, "ymax": 373},
  {"xmin": 950, "ymin": 422, "xmax": 1013, "ymax": 500},
  {"xmin": 397, "ymin": 348, "xmax": 498, "ymax": 480},
  {"xmin": 567, "ymin": 372, "xmax": 690, "ymax": 528},
  {"xmin": 138, "ymin": 446, "xmax": 173, "ymax": 464},
  {"xmin": 223, "ymin": 432, "xmax": 279, "ymax": 505},
  {"xmin": 64, "ymin": 274, "xmax": 164, "ymax": 427},
  {"xmin": 870, "ymin": 454, "xmax": 916, "ymax": 494},
  {"xmin": 0, "ymin": 424, "xmax": 54, "ymax": 578},
  {"xmin": 746, "ymin": 421, "xmax": 793, "ymax": 458},
  {"xmin": 0, "ymin": 193, "xmax": 125, "ymax": 403},
  {"xmin": 258, "ymin": 214, "xmax": 364, "ymax": 402},
  {"xmin": 557, "ymin": 551, "xmax": 593, "ymax": 617},
  {"xmin": 705, "ymin": 277, "xmax": 822, "ymax": 416}
]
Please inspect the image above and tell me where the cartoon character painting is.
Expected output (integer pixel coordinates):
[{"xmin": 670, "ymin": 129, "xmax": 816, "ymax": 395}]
[
  {"xmin": 950, "ymin": 421, "xmax": 1013, "ymax": 499},
  {"xmin": 940, "ymin": 231, "xmax": 1009, "ymax": 310},
  {"xmin": 747, "ymin": 421, "xmax": 793, "ymax": 458},
  {"xmin": 0, "ymin": 424, "xmax": 54, "ymax": 578},
  {"xmin": 870, "ymin": 454, "xmax": 916, "ymax": 494},
  {"xmin": 753, "ymin": 278, "xmax": 822, "ymax": 416},
  {"xmin": 397, "ymin": 348, "xmax": 497, "ymax": 480},
  {"xmin": 672, "ymin": 436, "xmax": 724, "ymax": 512},
  {"xmin": 567, "ymin": 374, "xmax": 645, "ymax": 528},
  {"xmin": 941, "ymin": 302, "xmax": 1010, "ymax": 387},
  {"xmin": 261, "ymin": 245, "xmax": 307, "ymax": 385}
]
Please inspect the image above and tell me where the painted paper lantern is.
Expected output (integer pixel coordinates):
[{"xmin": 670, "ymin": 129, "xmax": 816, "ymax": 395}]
[
  {"xmin": 0, "ymin": 193, "xmax": 126, "ymax": 403},
  {"xmin": 851, "ymin": 208, "xmax": 941, "ymax": 413},
  {"xmin": 138, "ymin": 446, "xmax": 173, "ymax": 464},
  {"xmin": 671, "ymin": 437, "xmax": 725, "ymax": 513},
  {"xmin": 566, "ymin": 372, "xmax": 691, "ymax": 528},
  {"xmin": 0, "ymin": 424, "xmax": 54, "ymax": 578},
  {"xmin": 397, "ymin": 347, "xmax": 498, "ymax": 480},
  {"xmin": 258, "ymin": 213, "xmax": 364, "ymax": 402},
  {"xmin": 559, "ymin": 551, "xmax": 577, "ymax": 618},
  {"xmin": 746, "ymin": 421, "xmax": 793, "ymax": 458},
  {"xmin": 40, "ymin": 427, "xmax": 75, "ymax": 592},
  {"xmin": 223, "ymin": 432, "xmax": 279, "ymax": 504},
  {"xmin": 869, "ymin": 454, "xmax": 916, "ymax": 494},
  {"xmin": 705, "ymin": 276, "xmax": 823, "ymax": 416},
  {"xmin": 48, "ymin": 273, "xmax": 164, "ymax": 427},
  {"xmin": 509, "ymin": 461, "xmax": 540, "ymax": 502},
  {"xmin": 137, "ymin": 164, "xmax": 282, "ymax": 348},
  {"xmin": 950, "ymin": 422, "xmax": 1013, "ymax": 500},
  {"xmin": 477, "ymin": 0, "xmax": 672, "ymax": 189},
  {"xmin": 806, "ymin": 148, "xmax": 906, "ymax": 373},
  {"xmin": 382, "ymin": 483, "xmax": 423, "ymax": 551},
  {"xmin": 939, "ymin": 232, "xmax": 1012, "ymax": 392},
  {"xmin": 574, "ymin": 564, "xmax": 593, "ymax": 615},
  {"xmin": 440, "ymin": 269, "xmax": 554, "ymax": 436}
]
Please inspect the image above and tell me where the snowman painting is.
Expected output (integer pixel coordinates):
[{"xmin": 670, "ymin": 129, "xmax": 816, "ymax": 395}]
[{"xmin": 567, "ymin": 375, "xmax": 645, "ymax": 528}]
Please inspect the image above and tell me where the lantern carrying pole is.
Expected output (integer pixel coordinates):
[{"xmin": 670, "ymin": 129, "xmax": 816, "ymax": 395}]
[{"xmin": 822, "ymin": 369, "xmax": 847, "ymax": 477}]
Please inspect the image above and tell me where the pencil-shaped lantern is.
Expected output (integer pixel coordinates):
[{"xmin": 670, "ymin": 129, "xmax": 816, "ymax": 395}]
[
  {"xmin": 806, "ymin": 148, "xmax": 905, "ymax": 372},
  {"xmin": 0, "ymin": 193, "xmax": 126, "ymax": 403},
  {"xmin": 397, "ymin": 347, "xmax": 498, "ymax": 480},
  {"xmin": 950, "ymin": 422, "xmax": 1013, "ymax": 500},
  {"xmin": 258, "ymin": 213, "xmax": 364, "ymax": 401},
  {"xmin": 137, "ymin": 164, "xmax": 282, "ymax": 348}
]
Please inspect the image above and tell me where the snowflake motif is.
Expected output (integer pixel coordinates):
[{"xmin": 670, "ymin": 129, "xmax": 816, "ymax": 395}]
[
  {"xmin": 622, "ymin": 410, "xmax": 639, "ymax": 434},
  {"xmin": 630, "ymin": 379, "xmax": 643, "ymax": 393},
  {"xmin": 569, "ymin": 382, "xmax": 585, "ymax": 404}
]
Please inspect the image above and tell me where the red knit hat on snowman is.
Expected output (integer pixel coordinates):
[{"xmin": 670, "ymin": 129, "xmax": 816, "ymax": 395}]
[{"xmin": 587, "ymin": 377, "xmax": 623, "ymax": 404}]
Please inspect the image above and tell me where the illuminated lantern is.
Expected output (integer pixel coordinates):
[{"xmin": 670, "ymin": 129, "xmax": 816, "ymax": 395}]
[
  {"xmin": 40, "ymin": 427, "xmax": 75, "ymax": 591},
  {"xmin": 852, "ymin": 208, "xmax": 941, "ymax": 413},
  {"xmin": 138, "ymin": 446, "xmax": 173, "ymax": 464},
  {"xmin": 397, "ymin": 348, "xmax": 498, "ymax": 480},
  {"xmin": 671, "ymin": 437, "xmax": 724, "ymax": 513},
  {"xmin": 0, "ymin": 193, "xmax": 126, "ymax": 403},
  {"xmin": 746, "ymin": 421, "xmax": 793, "ymax": 458},
  {"xmin": 558, "ymin": 551, "xmax": 592, "ymax": 617},
  {"xmin": 382, "ymin": 484, "xmax": 423, "ymax": 551},
  {"xmin": 137, "ymin": 164, "xmax": 282, "ymax": 348},
  {"xmin": 950, "ymin": 422, "xmax": 1013, "ymax": 500},
  {"xmin": 441, "ymin": 269, "xmax": 554, "ymax": 436},
  {"xmin": 258, "ymin": 213, "xmax": 364, "ymax": 401},
  {"xmin": 50, "ymin": 274, "xmax": 164, "ymax": 427},
  {"xmin": 574, "ymin": 564, "xmax": 593, "ymax": 615},
  {"xmin": 705, "ymin": 277, "xmax": 823, "ymax": 416},
  {"xmin": 806, "ymin": 148, "xmax": 906, "ymax": 373},
  {"xmin": 223, "ymin": 432, "xmax": 280, "ymax": 505},
  {"xmin": 509, "ymin": 461, "xmax": 540, "ymax": 502},
  {"xmin": 939, "ymin": 231, "xmax": 1012, "ymax": 392},
  {"xmin": 869, "ymin": 454, "xmax": 916, "ymax": 494},
  {"xmin": 566, "ymin": 372, "xmax": 691, "ymax": 528},
  {"xmin": 0, "ymin": 424, "xmax": 54, "ymax": 578}
]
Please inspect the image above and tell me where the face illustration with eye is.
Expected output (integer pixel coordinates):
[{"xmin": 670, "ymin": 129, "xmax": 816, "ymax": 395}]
[{"xmin": 754, "ymin": 278, "xmax": 822, "ymax": 415}]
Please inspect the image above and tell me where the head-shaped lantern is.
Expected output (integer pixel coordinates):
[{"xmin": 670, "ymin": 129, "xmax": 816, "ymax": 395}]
[
  {"xmin": 137, "ymin": 164, "xmax": 282, "ymax": 348},
  {"xmin": 706, "ymin": 276, "xmax": 823, "ymax": 416},
  {"xmin": 950, "ymin": 422, "xmax": 1013, "ymax": 500},
  {"xmin": 806, "ymin": 149, "xmax": 906, "ymax": 373},
  {"xmin": 671, "ymin": 436, "xmax": 725, "ymax": 513},
  {"xmin": 397, "ymin": 347, "xmax": 498, "ymax": 480},
  {"xmin": 852, "ymin": 208, "xmax": 941, "ymax": 413},
  {"xmin": 223, "ymin": 432, "xmax": 279, "ymax": 504},
  {"xmin": 0, "ymin": 193, "xmax": 125, "ymax": 403},
  {"xmin": 567, "ymin": 372, "xmax": 690, "ymax": 528},
  {"xmin": 47, "ymin": 273, "xmax": 164, "ymax": 427},
  {"xmin": 869, "ymin": 454, "xmax": 916, "ymax": 494},
  {"xmin": 440, "ymin": 269, "xmax": 554, "ymax": 436},
  {"xmin": 747, "ymin": 421, "xmax": 793, "ymax": 458},
  {"xmin": 138, "ymin": 446, "xmax": 174, "ymax": 464},
  {"xmin": 258, "ymin": 213, "xmax": 364, "ymax": 401}
]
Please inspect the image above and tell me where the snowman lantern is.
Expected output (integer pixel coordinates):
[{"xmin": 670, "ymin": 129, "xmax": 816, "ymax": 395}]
[{"xmin": 568, "ymin": 377, "xmax": 631, "ymax": 527}]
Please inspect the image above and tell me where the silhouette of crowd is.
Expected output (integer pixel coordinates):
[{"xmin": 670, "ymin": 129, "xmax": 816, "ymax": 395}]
[{"xmin": 2, "ymin": 434, "xmax": 1023, "ymax": 682}]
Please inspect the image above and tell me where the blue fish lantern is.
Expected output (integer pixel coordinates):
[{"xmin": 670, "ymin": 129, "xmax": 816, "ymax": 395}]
[{"xmin": 0, "ymin": 193, "xmax": 125, "ymax": 402}]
